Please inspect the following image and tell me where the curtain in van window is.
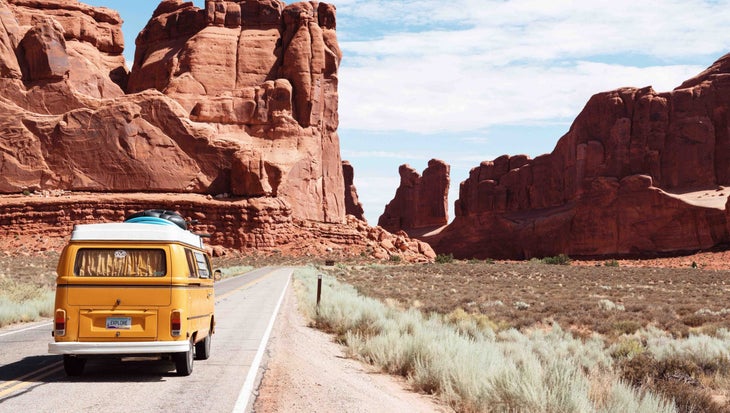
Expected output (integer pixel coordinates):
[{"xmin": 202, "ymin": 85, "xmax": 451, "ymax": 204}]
[
  {"xmin": 194, "ymin": 251, "xmax": 210, "ymax": 278},
  {"xmin": 75, "ymin": 249, "xmax": 166, "ymax": 277}
]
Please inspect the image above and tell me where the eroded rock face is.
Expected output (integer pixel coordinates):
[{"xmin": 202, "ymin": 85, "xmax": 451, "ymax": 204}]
[
  {"xmin": 379, "ymin": 159, "xmax": 450, "ymax": 234},
  {"xmin": 342, "ymin": 160, "xmax": 365, "ymax": 221},
  {"xmin": 0, "ymin": 0, "xmax": 344, "ymax": 224},
  {"xmin": 126, "ymin": 0, "xmax": 344, "ymax": 222},
  {"xmin": 0, "ymin": 1, "xmax": 433, "ymax": 261},
  {"xmin": 8, "ymin": 0, "xmax": 126, "ymax": 95},
  {"xmin": 0, "ymin": 193, "xmax": 433, "ymax": 262},
  {"xmin": 431, "ymin": 53, "xmax": 730, "ymax": 259}
]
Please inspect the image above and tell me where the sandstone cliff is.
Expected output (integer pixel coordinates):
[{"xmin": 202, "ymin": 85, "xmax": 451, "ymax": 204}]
[
  {"xmin": 0, "ymin": 0, "xmax": 343, "ymax": 222},
  {"xmin": 0, "ymin": 192, "xmax": 435, "ymax": 261},
  {"xmin": 342, "ymin": 160, "xmax": 365, "ymax": 221},
  {"xmin": 378, "ymin": 159, "xmax": 449, "ymax": 235},
  {"xmin": 430, "ymin": 53, "xmax": 730, "ymax": 259},
  {"xmin": 0, "ymin": 0, "xmax": 433, "ymax": 261}
]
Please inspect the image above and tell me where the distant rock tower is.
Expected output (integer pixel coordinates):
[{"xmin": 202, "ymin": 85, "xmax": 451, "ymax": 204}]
[{"xmin": 378, "ymin": 159, "xmax": 450, "ymax": 234}]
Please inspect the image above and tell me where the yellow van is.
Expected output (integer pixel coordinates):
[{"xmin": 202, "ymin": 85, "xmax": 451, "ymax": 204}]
[{"xmin": 48, "ymin": 210, "xmax": 215, "ymax": 376}]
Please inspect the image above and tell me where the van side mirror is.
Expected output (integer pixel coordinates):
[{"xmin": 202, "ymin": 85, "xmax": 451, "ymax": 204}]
[{"xmin": 213, "ymin": 269, "xmax": 222, "ymax": 281}]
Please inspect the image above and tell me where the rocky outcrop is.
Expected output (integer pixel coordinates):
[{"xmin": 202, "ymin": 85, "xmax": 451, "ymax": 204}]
[
  {"xmin": 431, "ymin": 53, "xmax": 730, "ymax": 259},
  {"xmin": 342, "ymin": 160, "xmax": 365, "ymax": 221},
  {"xmin": 378, "ymin": 159, "xmax": 450, "ymax": 234},
  {"xmin": 0, "ymin": 1, "xmax": 434, "ymax": 261},
  {"xmin": 0, "ymin": 192, "xmax": 434, "ymax": 262},
  {"xmin": 0, "ymin": 0, "xmax": 344, "ymax": 223},
  {"xmin": 8, "ymin": 0, "xmax": 127, "ymax": 95}
]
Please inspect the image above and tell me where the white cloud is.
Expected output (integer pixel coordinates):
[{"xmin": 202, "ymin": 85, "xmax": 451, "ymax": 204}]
[
  {"xmin": 335, "ymin": 0, "xmax": 729, "ymax": 134},
  {"xmin": 339, "ymin": 59, "xmax": 705, "ymax": 133}
]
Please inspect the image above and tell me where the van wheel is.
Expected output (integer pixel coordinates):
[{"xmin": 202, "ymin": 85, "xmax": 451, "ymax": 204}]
[
  {"xmin": 63, "ymin": 355, "xmax": 86, "ymax": 376},
  {"xmin": 195, "ymin": 334, "xmax": 211, "ymax": 360},
  {"xmin": 173, "ymin": 338, "xmax": 194, "ymax": 376}
]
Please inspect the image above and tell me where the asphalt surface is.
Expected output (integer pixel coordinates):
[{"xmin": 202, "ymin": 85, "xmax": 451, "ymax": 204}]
[{"xmin": 0, "ymin": 267, "xmax": 292, "ymax": 413}]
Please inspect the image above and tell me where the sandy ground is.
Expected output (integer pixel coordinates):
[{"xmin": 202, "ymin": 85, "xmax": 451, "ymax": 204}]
[{"xmin": 253, "ymin": 286, "xmax": 453, "ymax": 413}]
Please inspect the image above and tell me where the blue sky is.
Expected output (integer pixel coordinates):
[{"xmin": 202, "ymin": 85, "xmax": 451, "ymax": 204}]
[{"xmin": 86, "ymin": 0, "xmax": 730, "ymax": 224}]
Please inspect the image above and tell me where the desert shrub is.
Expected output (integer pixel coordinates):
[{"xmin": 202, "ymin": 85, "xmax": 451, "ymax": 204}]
[
  {"xmin": 695, "ymin": 308, "xmax": 730, "ymax": 317},
  {"xmin": 611, "ymin": 320, "xmax": 642, "ymax": 335},
  {"xmin": 609, "ymin": 338, "xmax": 646, "ymax": 359},
  {"xmin": 444, "ymin": 308, "xmax": 497, "ymax": 341},
  {"xmin": 644, "ymin": 329, "xmax": 730, "ymax": 374},
  {"xmin": 294, "ymin": 268, "xmax": 676, "ymax": 413},
  {"xmin": 298, "ymin": 269, "xmax": 387, "ymax": 342},
  {"xmin": 618, "ymin": 353, "xmax": 728, "ymax": 413},
  {"xmin": 0, "ymin": 277, "xmax": 55, "ymax": 327},
  {"xmin": 435, "ymin": 253, "xmax": 454, "ymax": 264},
  {"xmin": 0, "ymin": 291, "xmax": 55, "ymax": 327},
  {"xmin": 388, "ymin": 254, "xmax": 401, "ymax": 263},
  {"xmin": 615, "ymin": 328, "xmax": 730, "ymax": 412},
  {"xmin": 656, "ymin": 381, "xmax": 725, "ymax": 413},
  {"xmin": 604, "ymin": 259, "xmax": 620, "ymax": 267},
  {"xmin": 681, "ymin": 313, "xmax": 711, "ymax": 328},
  {"xmin": 599, "ymin": 299, "xmax": 625, "ymax": 312},
  {"xmin": 541, "ymin": 254, "xmax": 571, "ymax": 265}
]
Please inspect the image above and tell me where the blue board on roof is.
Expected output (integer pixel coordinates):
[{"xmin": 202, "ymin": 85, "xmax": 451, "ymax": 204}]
[{"xmin": 124, "ymin": 216, "xmax": 180, "ymax": 227}]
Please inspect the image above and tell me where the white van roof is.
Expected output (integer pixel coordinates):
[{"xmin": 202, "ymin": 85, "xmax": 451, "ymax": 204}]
[{"xmin": 70, "ymin": 223, "xmax": 204, "ymax": 249}]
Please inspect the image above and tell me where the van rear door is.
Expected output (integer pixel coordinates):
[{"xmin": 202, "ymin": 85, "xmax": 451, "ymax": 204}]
[{"xmin": 65, "ymin": 247, "xmax": 171, "ymax": 340}]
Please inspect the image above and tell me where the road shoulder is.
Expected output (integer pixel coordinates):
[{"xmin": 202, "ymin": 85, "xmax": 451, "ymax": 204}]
[{"xmin": 254, "ymin": 286, "xmax": 453, "ymax": 412}]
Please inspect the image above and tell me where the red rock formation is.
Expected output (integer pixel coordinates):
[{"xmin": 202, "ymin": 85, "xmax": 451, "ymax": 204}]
[
  {"xmin": 378, "ymin": 159, "xmax": 449, "ymax": 234},
  {"xmin": 0, "ymin": 192, "xmax": 434, "ymax": 262},
  {"xmin": 125, "ymin": 0, "xmax": 344, "ymax": 222},
  {"xmin": 0, "ymin": 0, "xmax": 433, "ymax": 261},
  {"xmin": 342, "ymin": 160, "xmax": 365, "ymax": 221},
  {"xmin": 0, "ymin": 0, "xmax": 344, "ymax": 223},
  {"xmin": 430, "ymin": 53, "xmax": 730, "ymax": 259}
]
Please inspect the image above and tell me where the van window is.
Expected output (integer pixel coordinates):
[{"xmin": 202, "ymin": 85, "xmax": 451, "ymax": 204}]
[
  {"xmin": 194, "ymin": 251, "xmax": 210, "ymax": 278},
  {"xmin": 184, "ymin": 249, "xmax": 210, "ymax": 278},
  {"xmin": 185, "ymin": 249, "xmax": 197, "ymax": 278},
  {"xmin": 74, "ymin": 249, "xmax": 167, "ymax": 277}
]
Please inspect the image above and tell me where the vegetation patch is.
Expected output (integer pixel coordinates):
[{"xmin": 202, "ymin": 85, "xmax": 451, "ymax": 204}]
[
  {"xmin": 295, "ymin": 267, "xmax": 682, "ymax": 413},
  {"xmin": 0, "ymin": 253, "xmax": 57, "ymax": 327},
  {"xmin": 316, "ymin": 261, "xmax": 730, "ymax": 413},
  {"xmin": 540, "ymin": 254, "xmax": 572, "ymax": 265},
  {"xmin": 435, "ymin": 253, "xmax": 454, "ymax": 264}
]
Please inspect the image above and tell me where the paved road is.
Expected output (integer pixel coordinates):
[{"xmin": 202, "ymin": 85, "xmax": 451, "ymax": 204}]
[{"xmin": 0, "ymin": 267, "xmax": 292, "ymax": 413}]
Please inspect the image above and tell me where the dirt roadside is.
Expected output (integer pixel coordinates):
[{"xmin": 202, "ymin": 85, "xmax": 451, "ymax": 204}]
[{"xmin": 253, "ymin": 286, "xmax": 453, "ymax": 413}]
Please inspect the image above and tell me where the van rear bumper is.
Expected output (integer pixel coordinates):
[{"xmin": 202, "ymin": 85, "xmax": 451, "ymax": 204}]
[{"xmin": 49, "ymin": 340, "xmax": 190, "ymax": 355}]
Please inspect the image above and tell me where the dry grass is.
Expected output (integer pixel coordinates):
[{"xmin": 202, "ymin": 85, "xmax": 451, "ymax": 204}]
[
  {"xmin": 320, "ymin": 260, "xmax": 730, "ymax": 413},
  {"xmin": 329, "ymin": 261, "xmax": 730, "ymax": 339},
  {"xmin": 0, "ymin": 252, "xmax": 58, "ymax": 327},
  {"xmin": 295, "ymin": 267, "xmax": 678, "ymax": 413}
]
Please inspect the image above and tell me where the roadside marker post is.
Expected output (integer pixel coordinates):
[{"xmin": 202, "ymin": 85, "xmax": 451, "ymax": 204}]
[{"xmin": 316, "ymin": 273, "xmax": 323, "ymax": 309}]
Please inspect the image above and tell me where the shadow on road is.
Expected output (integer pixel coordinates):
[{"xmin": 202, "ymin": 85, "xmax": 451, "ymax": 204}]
[
  {"xmin": 0, "ymin": 355, "xmax": 60, "ymax": 381},
  {"xmin": 0, "ymin": 355, "xmax": 178, "ymax": 383}
]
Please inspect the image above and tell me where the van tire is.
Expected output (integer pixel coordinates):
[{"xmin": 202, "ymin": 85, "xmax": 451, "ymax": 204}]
[
  {"xmin": 63, "ymin": 355, "xmax": 86, "ymax": 376},
  {"xmin": 173, "ymin": 339, "xmax": 194, "ymax": 376},
  {"xmin": 195, "ymin": 333, "xmax": 211, "ymax": 360}
]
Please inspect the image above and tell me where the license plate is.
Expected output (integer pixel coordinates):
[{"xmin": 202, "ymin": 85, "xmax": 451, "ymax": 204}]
[{"xmin": 106, "ymin": 317, "xmax": 132, "ymax": 330}]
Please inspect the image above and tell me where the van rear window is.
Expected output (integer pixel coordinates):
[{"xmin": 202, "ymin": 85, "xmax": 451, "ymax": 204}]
[{"xmin": 74, "ymin": 249, "xmax": 167, "ymax": 277}]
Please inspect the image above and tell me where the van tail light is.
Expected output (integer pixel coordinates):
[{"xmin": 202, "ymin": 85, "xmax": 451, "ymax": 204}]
[
  {"xmin": 55, "ymin": 309, "xmax": 66, "ymax": 337},
  {"xmin": 171, "ymin": 310, "xmax": 182, "ymax": 337}
]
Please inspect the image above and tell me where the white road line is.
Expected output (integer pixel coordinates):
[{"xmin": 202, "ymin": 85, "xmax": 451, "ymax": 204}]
[
  {"xmin": 0, "ymin": 321, "xmax": 52, "ymax": 338},
  {"xmin": 231, "ymin": 269, "xmax": 292, "ymax": 413}
]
